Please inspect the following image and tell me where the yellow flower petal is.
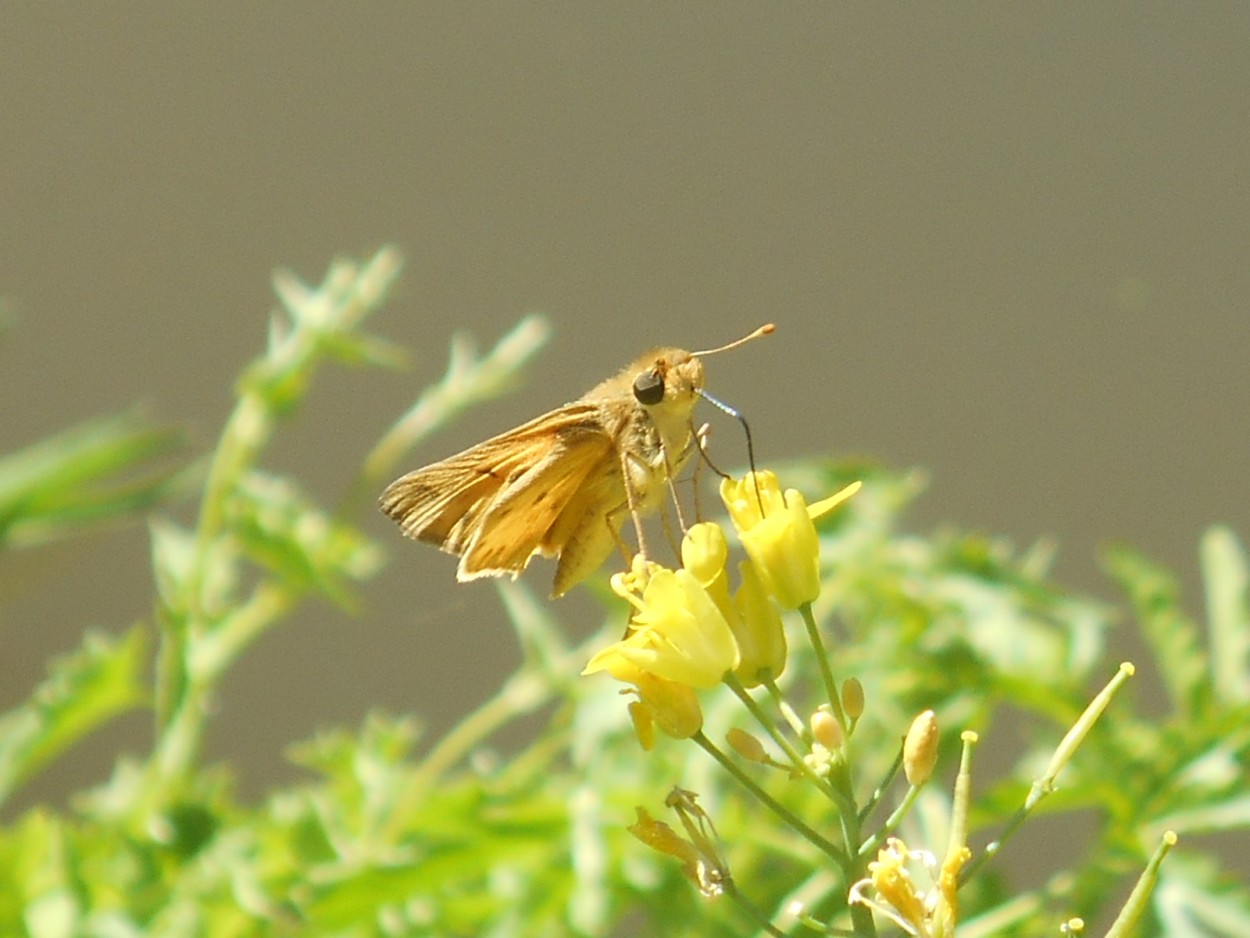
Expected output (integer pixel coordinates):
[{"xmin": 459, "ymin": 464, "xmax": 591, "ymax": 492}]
[
  {"xmin": 729, "ymin": 560, "xmax": 787, "ymax": 686},
  {"xmin": 681, "ymin": 522, "xmax": 729, "ymax": 588},
  {"xmin": 614, "ymin": 568, "xmax": 739, "ymax": 688},
  {"xmin": 807, "ymin": 480, "xmax": 861, "ymax": 521},
  {"xmin": 720, "ymin": 472, "xmax": 860, "ymax": 610}
]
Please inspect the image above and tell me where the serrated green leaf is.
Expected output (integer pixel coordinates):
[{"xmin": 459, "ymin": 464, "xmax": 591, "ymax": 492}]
[
  {"xmin": 149, "ymin": 518, "xmax": 197, "ymax": 612},
  {"xmin": 0, "ymin": 627, "xmax": 149, "ymax": 807},
  {"xmin": 1, "ymin": 811, "xmax": 82, "ymax": 938},
  {"xmin": 1104, "ymin": 545, "xmax": 1211, "ymax": 717},
  {"xmin": 226, "ymin": 472, "xmax": 382, "ymax": 608}
]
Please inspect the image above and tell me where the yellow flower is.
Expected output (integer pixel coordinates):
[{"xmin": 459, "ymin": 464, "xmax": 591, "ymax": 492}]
[
  {"xmin": 584, "ymin": 555, "xmax": 739, "ymax": 690},
  {"xmin": 867, "ymin": 839, "xmax": 930, "ymax": 934},
  {"xmin": 680, "ymin": 521, "xmax": 729, "ymax": 589},
  {"xmin": 628, "ymin": 806, "xmax": 702, "ymax": 871},
  {"xmin": 849, "ymin": 836, "xmax": 963, "ymax": 938},
  {"xmin": 720, "ymin": 472, "xmax": 860, "ymax": 609},
  {"xmin": 681, "ymin": 524, "xmax": 786, "ymax": 687},
  {"xmin": 729, "ymin": 560, "xmax": 786, "ymax": 686},
  {"xmin": 619, "ymin": 661, "xmax": 704, "ymax": 746}
]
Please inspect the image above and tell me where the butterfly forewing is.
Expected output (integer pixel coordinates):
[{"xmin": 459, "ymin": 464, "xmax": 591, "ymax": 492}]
[
  {"xmin": 459, "ymin": 426, "xmax": 611, "ymax": 578},
  {"xmin": 379, "ymin": 404, "xmax": 615, "ymax": 582}
]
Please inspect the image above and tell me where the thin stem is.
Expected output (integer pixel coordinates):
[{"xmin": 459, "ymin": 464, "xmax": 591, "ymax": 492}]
[
  {"xmin": 413, "ymin": 671, "xmax": 551, "ymax": 788},
  {"xmin": 762, "ymin": 676, "xmax": 808, "ymax": 737},
  {"xmin": 857, "ymin": 783, "xmax": 923, "ymax": 858},
  {"xmin": 145, "ymin": 251, "xmax": 399, "ymax": 808},
  {"xmin": 962, "ymin": 665, "xmax": 1134, "ymax": 884},
  {"xmin": 799, "ymin": 602, "xmax": 845, "ymax": 728},
  {"xmin": 960, "ymin": 800, "xmax": 1028, "ymax": 883},
  {"xmin": 693, "ymin": 731, "xmax": 849, "ymax": 872},
  {"xmin": 724, "ymin": 675, "xmax": 856, "ymax": 818},
  {"xmin": 145, "ymin": 582, "xmax": 296, "ymax": 804},
  {"xmin": 384, "ymin": 661, "xmax": 563, "ymax": 841},
  {"xmin": 353, "ymin": 315, "xmax": 551, "ymax": 511},
  {"xmin": 857, "ymin": 746, "xmax": 904, "ymax": 827},
  {"xmin": 723, "ymin": 881, "xmax": 788, "ymax": 937}
]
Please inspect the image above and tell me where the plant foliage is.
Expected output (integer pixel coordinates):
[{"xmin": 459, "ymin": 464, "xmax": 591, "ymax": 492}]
[{"xmin": 0, "ymin": 250, "xmax": 1245, "ymax": 937}]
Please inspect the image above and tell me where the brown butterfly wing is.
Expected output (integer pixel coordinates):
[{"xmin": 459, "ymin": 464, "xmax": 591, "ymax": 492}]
[
  {"xmin": 458, "ymin": 431, "xmax": 613, "ymax": 579},
  {"xmin": 379, "ymin": 405, "xmax": 614, "ymax": 581}
]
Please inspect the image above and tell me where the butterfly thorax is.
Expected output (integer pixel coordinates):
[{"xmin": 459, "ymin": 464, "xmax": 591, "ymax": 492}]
[{"xmin": 585, "ymin": 348, "xmax": 705, "ymax": 506}]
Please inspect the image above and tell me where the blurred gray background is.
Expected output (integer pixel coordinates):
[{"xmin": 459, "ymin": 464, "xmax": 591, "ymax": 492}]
[{"xmin": 2, "ymin": 2, "xmax": 1247, "ymax": 838}]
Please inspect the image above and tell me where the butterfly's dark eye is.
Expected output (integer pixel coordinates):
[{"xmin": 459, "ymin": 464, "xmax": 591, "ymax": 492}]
[{"xmin": 633, "ymin": 369, "xmax": 665, "ymax": 405}]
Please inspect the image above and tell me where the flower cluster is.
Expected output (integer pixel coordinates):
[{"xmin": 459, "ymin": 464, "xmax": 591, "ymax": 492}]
[
  {"xmin": 582, "ymin": 471, "xmax": 859, "ymax": 748},
  {"xmin": 579, "ymin": 467, "xmax": 1154, "ymax": 937},
  {"xmin": 848, "ymin": 836, "xmax": 968, "ymax": 938}
]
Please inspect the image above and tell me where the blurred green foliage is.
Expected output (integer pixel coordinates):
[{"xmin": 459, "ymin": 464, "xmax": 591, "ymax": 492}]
[{"xmin": 0, "ymin": 250, "xmax": 1245, "ymax": 937}]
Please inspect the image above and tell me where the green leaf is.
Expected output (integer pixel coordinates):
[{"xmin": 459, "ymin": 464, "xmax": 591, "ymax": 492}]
[
  {"xmin": 0, "ymin": 811, "xmax": 82, "ymax": 938},
  {"xmin": 1201, "ymin": 527, "xmax": 1250, "ymax": 704},
  {"xmin": 318, "ymin": 330, "xmax": 408, "ymax": 370},
  {"xmin": 1104, "ymin": 544, "xmax": 1211, "ymax": 717},
  {"xmin": 0, "ymin": 627, "xmax": 149, "ymax": 807},
  {"xmin": 0, "ymin": 412, "xmax": 188, "ymax": 550},
  {"xmin": 1155, "ymin": 854, "xmax": 1250, "ymax": 937},
  {"xmin": 226, "ymin": 472, "xmax": 382, "ymax": 608}
]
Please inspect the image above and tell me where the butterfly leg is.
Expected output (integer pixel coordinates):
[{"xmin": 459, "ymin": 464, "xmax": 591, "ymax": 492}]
[
  {"xmin": 683, "ymin": 421, "xmax": 714, "ymax": 525},
  {"xmin": 615, "ymin": 446, "xmax": 652, "ymax": 561}
]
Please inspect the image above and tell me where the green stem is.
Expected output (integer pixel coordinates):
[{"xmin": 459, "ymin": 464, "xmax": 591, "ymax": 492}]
[
  {"xmin": 723, "ymin": 881, "xmax": 788, "ymax": 937},
  {"xmin": 351, "ymin": 314, "xmax": 551, "ymax": 515},
  {"xmin": 146, "ymin": 252, "xmax": 400, "ymax": 807},
  {"xmin": 414, "ymin": 670, "xmax": 551, "ymax": 788},
  {"xmin": 763, "ymin": 676, "xmax": 808, "ymax": 737},
  {"xmin": 724, "ymin": 675, "xmax": 856, "ymax": 818},
  {"xmin": 693, "ymin": 731, "xmax": 849, "ymax": 872},
  {"xmin": 960, "ymin": 800, "xmax": 1027, "ymax": 884},
  {"xmin": 857, "ymin": 782, "xmax": 922, "ymax": 858},
  {"xmin": 383, "ymin": 660, "xmax": 563, "ymax": 840},
  {"xmin": 857, "ymin": 746, "xmax": 904, "ymax": 827},
  {"xmin": 1103, "ymin": 831, "xmax": 1177, "ymax": 938},
  {"xmin": 963, "ymin": 664, "xmax": 1133, "ymax": 884},
  {"xmin": 145, "ymin": 582, "xmax": 296, "ymax": 804},
  {"xmin": 155, "ymin": 395, "xmax": 273, "ymax": 733},
  {"xmin": 799, "ymin": 602, "xmax": 845, "ymax": 728}
]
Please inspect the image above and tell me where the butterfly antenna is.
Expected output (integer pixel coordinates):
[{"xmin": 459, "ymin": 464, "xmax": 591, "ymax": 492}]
[
  {"xmin": 692, "ymin": 323, "xmax": 775, "ymax": 357},
  {"xmin": 696, "ymin": 388, "xmax": 766, "ymax": 515}
]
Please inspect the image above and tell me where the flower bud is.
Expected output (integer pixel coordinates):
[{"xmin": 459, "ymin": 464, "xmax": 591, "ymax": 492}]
[
  {"xmin": 726, "ymin": 727, "xmax": 768, "ymax": 763},
  {"xmin": 636, "ymin": 670, "xmax": 703, "ymax": 741},
  {"xmin": 810, "ymin": 705, "xmax": 844, "ymax": 750},
  {"xmin": 842, "ymin": 678, "xmax": 865, "ymax": 721},
  {"xmin": 903, "ymin": 709, "xmax": 939, "ymax": 786},
  {"xmin": 628, "ymin": 700, "xmax": 656, "ymax": 752}
]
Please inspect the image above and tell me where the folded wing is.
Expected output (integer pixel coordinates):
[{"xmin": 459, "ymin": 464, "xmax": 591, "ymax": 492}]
[{"xmin": 379, "ymin": 406, "xmax": 613, "ymax": 581}]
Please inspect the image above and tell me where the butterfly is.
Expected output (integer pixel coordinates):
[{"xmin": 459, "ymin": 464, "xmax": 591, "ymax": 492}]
[{"xmin": 381, "ymin": 325, "xmax": 772, "ymax": 596}]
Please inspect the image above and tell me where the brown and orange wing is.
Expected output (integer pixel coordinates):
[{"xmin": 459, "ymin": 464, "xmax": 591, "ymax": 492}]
[{"xmin": 379, "ymin": 405, "xmax": 613, "ymax": 580}]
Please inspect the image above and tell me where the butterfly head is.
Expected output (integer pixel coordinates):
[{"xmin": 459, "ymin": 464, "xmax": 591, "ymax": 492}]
[{"xmin": 630, "ymin": 349, "xmax": 705, "ymax": 410}]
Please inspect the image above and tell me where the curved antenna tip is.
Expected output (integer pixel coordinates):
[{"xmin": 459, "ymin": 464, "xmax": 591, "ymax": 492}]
[{"xmin": 693, "ymin": 323, "xmax": 776, "ymax": 357}]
